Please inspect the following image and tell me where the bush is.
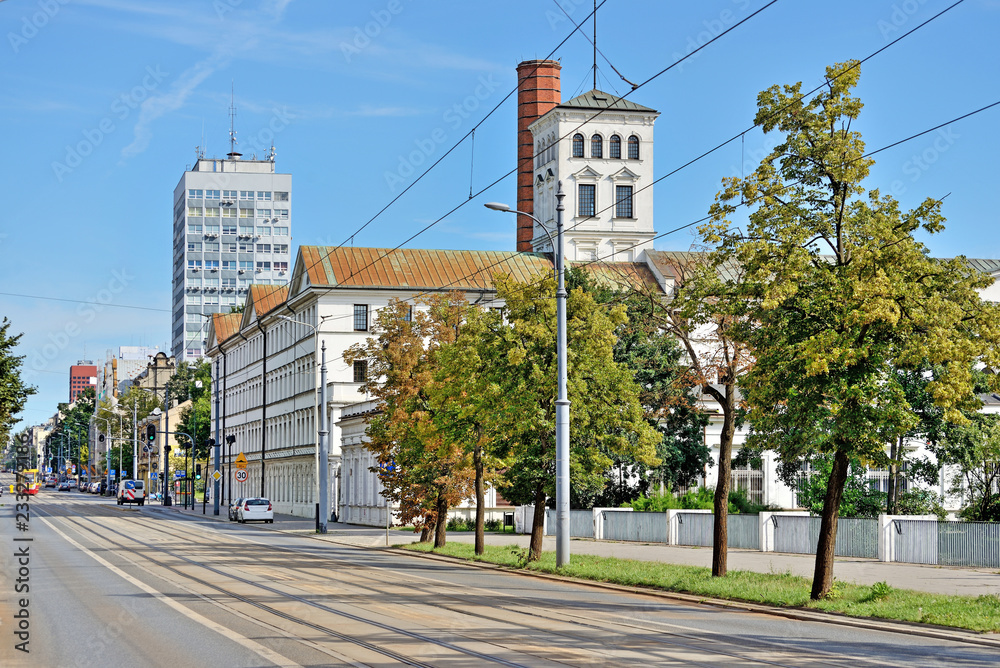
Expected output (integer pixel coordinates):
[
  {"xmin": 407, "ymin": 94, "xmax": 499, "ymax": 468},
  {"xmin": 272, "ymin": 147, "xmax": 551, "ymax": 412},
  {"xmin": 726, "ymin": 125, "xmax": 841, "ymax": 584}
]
[
  {"xmin": 897, "ymin": 489, "xmax": 948, "ymax": 520},
  {"xmin": 446, "ymin": 517, "xmax": 475, "ymax": 532},
  {"xmin": 484, "ymin": 518, "xmax": 501, "ymax": 532}
]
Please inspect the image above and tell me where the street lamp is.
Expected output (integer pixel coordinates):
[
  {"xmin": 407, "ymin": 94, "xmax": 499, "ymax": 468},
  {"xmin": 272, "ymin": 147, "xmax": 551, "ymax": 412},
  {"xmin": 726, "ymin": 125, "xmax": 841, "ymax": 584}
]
[
  {"xmin": 484, "ymin": 181, "xmax": 571, "ymax": 567},
  {"xmin": 277, "ymin": 314, "xmax": 332, "ymax": 534}
]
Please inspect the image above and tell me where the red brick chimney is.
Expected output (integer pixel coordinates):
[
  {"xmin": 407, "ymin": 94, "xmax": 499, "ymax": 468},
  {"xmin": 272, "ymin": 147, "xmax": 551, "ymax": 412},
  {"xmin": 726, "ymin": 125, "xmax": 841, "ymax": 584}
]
[{"xmin": 516, "ymin": 59, "xmax": 561, "ymax": 252}]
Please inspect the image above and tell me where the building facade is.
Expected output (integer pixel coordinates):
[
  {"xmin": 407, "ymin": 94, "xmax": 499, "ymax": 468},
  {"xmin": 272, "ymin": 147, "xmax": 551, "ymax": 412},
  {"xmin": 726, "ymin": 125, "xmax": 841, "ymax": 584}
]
[
  {"xmin": 172, "ymin": 155, "xmax": 293, "ymax": 362},
  {"xmin": 69, "ymin": 361, "xmax": 97, "ymax": 402}
]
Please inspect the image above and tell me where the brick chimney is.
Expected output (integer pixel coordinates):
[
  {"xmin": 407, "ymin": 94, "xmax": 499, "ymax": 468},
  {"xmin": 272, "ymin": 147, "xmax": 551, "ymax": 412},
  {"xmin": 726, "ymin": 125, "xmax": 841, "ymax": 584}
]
[{"xmin": 516, "ymin": 59, "xmax": 561, "ymax": 252}]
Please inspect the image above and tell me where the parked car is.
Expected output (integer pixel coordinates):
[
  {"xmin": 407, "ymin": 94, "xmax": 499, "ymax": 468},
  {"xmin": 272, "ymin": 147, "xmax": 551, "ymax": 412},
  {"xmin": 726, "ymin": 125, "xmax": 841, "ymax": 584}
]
[
  {"xmin": 228, "ymin": 498, "xmax": 245, "ymax": 522},
  {"xmin": 57, "ymin": 481, "xmax": 71, "ymax": 491},
  {"xmin": 237, "ymin": 498, "xmax": 273, "ymax": 524},
  {"xmin": 44, "ymin": 477, "xmax": 57, "ymax": 488},
  {"xmin": 90, "ymin": 481, "xmax": 102, "ymax": 493}
]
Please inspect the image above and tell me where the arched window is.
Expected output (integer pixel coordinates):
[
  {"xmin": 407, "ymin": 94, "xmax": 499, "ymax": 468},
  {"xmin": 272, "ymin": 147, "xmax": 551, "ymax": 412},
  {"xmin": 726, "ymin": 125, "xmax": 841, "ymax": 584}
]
[
  {"xmin": 609, "ymin": 135, "xmax": 621, "ymax": 159},
  {"xmin": 628, "ymin": 135, "xmax": 640, "ymax": 159},
  {"xmin": 572, "ymin": 134, "xmax": 584, "ymax": 158},
  {"xmin": 591, "ymin": 134, "xmax": 603, "ymax": 158}
]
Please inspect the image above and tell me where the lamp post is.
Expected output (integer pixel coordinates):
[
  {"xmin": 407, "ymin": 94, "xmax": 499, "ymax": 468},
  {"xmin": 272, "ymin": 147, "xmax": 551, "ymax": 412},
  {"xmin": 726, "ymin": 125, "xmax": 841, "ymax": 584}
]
[
  {"xmin": 277, "ymin": 314, "xmax": 331, "ymax": 534},
  {"xmin": 484, "ymin": 182, "xmax": 571, "ymax": 567}
]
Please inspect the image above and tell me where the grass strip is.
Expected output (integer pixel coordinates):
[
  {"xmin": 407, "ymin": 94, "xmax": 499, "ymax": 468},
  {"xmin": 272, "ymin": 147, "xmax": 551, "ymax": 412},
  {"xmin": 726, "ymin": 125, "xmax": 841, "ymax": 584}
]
[{"xmin": 401, "ymin": 541, "xmax": 1000, "ymax": 633}]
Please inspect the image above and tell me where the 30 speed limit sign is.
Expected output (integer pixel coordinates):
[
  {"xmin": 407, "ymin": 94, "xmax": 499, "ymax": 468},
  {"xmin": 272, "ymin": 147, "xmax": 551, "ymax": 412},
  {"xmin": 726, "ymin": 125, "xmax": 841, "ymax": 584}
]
[{"xmin": 235, "ymin": 469, "xmax": 248, "ymax": 482}]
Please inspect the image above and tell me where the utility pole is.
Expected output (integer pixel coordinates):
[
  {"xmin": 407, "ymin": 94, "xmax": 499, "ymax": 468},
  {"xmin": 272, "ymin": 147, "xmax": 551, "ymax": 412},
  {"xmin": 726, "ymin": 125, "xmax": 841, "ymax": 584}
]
[
  {"xmin": 213, "ymin": 357, "xmax": 221, "ymax": 516},
  {"xmin": 318, "ymin": 341, "xmax": 329, "ymax": 533}
]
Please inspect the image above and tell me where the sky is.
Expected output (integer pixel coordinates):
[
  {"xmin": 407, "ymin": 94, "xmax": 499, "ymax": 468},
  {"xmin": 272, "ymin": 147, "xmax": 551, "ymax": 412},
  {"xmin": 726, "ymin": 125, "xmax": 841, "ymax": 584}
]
[{"xmin": 3, "ymin": 0, "xmax": 999, "ymax": 431}]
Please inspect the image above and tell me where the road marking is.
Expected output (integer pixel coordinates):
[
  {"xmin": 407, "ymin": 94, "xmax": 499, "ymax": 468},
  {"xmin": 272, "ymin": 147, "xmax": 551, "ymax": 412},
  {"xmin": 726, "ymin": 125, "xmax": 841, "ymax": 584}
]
[{"xmin": 39, "ymin": 516, "xmax": 303, "ymax": 668}]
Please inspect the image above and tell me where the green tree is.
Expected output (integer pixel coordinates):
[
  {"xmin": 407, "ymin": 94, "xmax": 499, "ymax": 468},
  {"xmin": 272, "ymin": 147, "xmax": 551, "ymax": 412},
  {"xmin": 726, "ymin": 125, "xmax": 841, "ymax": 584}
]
[
  {"xmin": 94, "ymin": 386, "xmax": 162, "ymax": 478},
  {"xmin": 703, "ymin": 61, "xmax": 1000, "ymax": 598},
  {"xmin": 935, "ymin": 413, "xmax": 1000, "ymax": 521},
  {"xmin": 468, "ymin": 273, "xmax": 660, "ymax": 561},
  {"xmin": 48, "ymin": 387, "xmax": 95, "ymax": 476},
  {"xmin": 164, "ymin": 360, "xmax": 211, "ymax": 404},
  {"xmin": 0, "ymin": 318, "xmax": 37, "ymax": 444}
]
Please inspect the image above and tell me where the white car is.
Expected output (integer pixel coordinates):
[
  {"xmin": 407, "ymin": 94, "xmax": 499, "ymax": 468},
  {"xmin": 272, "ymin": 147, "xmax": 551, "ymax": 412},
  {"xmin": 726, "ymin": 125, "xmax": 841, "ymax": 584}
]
[{"xmin": 237, "ymin": 498, "xmax": 273, "ymax": 523}]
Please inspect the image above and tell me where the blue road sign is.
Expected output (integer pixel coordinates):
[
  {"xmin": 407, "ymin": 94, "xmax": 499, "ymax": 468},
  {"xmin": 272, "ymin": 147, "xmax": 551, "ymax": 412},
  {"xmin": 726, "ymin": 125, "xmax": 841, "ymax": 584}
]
[
  {"xmin": 175, "ymin": 471, "xmax": 186, "ymax": 479},
  {"xmin": 109, "ymin": 470, "xmax": 116, "ymax": 476}
]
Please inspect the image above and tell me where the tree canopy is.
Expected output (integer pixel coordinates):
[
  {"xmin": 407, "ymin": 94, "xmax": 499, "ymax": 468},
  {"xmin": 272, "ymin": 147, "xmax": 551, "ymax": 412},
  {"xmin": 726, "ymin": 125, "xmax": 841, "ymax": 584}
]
[{"xmin": 0, "ymin": 317, "xmax": 36, "ymax": 444}]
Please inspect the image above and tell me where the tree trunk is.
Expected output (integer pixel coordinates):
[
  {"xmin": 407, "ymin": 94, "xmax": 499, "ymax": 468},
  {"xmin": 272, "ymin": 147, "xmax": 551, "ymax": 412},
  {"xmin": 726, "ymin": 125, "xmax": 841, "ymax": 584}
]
[
  {"xmin": 887, "ymin": 436, "xmax": 899, "ymax": 515},
  {"xmin": 434, "ymin": 491, "xmax": 448, "ymax": 548},
  {"xmin": 474, "ymin": 443, "xmax": 485, "ymax": 556},
  {"xmin": 528, "ymin": 483, "xmax": 547, "ymax": 562},
  {"xmin": 420, "ymin": 524, "xmax": 432, "ymax": 543},
  {"xmin": 811, "ymin": 448, "xmax": 850, "ymax": 599},
  {"xmin": 712, "ymin": 386, "xmax": 736, "ymax": 577}
]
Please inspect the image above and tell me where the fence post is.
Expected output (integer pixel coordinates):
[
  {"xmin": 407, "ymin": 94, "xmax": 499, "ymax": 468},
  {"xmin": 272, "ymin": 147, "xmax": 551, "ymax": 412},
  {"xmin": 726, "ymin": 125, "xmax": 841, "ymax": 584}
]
[
  {"xmin": 759, "ymin": 511, "xmax": 774, "ymax": 552},
  {"xmin": 878, "ymin": 514, "xmax": 894, "ymax": 562},
  {"xmin": 667, "ymin": 509, "xmax": 679, "ymax": 546}
]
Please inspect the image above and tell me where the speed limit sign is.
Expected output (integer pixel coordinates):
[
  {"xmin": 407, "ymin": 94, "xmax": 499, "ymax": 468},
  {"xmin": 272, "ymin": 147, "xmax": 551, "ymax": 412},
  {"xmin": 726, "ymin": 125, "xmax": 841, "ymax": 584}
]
[{"xmin": 235, "ymin": 469, "xmax": 248, "ymax": 483}]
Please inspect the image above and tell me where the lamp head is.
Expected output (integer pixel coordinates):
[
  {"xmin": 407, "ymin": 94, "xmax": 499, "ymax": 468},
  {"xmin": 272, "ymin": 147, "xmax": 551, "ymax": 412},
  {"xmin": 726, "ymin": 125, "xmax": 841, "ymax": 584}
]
[{"xmin": 484, "ymin": 202, "xmax": 511, "ymax": 213}]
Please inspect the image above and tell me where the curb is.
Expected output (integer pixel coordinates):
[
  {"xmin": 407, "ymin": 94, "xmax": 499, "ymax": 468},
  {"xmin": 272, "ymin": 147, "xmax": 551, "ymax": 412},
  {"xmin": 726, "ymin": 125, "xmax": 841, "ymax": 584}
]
[{"xmin": 393, "ymin": 546, "xmax": 1000, "ymax": 650}]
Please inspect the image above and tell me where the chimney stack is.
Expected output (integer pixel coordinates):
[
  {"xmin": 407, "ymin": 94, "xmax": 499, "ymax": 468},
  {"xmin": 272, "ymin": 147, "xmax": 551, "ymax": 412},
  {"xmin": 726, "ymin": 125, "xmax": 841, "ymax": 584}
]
[{"xmin": 516, "ymin": 59, "xmax": 561, "ymax": 252}]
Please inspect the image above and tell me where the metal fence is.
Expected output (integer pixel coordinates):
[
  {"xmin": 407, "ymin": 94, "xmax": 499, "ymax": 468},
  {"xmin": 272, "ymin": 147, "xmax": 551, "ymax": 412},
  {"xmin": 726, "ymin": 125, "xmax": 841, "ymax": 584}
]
[
  {"xmin": 893, "ymin": 518, "xmax": 939, "ymax": 565},
  {"xmin": 544, "ymin": 509, "xmax": 596, "ymax": 538},
  {"xmin": 601, "ymin": 511, "xmax": 668, "ymax": 543},
  {"xmin": 773, "ymin": 516, "xmax": 877, "ymax": 558},
  {"xmin": 937, "ymin": 521, "xmax": 1000, "ymax": 568},
  {"xmin": 728, "ymin": 514, "xmax": 761, "ymax": 550},
  {"xmin": 676, "ymin": 512, "xmax": 713, "ymax": 547}
]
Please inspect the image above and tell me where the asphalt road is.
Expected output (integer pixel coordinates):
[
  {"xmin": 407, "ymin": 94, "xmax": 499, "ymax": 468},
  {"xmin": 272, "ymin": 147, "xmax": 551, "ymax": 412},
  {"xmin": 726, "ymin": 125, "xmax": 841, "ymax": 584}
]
[{"xmin": 2, "ymin": 486, "xmax": 999, "ymax": 667}]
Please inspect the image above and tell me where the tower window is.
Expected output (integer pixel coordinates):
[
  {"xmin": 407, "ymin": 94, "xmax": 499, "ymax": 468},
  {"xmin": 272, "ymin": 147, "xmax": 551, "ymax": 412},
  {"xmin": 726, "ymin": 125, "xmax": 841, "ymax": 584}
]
[
  {"xmin": 615, "ymin": 185, "xmax": 634, "ymax": 219},
  {"xmin": 609, "ymin": 135, "xmax": 621, "ymax": 159},
  {"xmin": 578, "ymin": 184, "xmax": 596, "ymax": 217},
  {"xmin": 628, "ymin": 135, "xmax": 640, "ymax": 159},
  {"xmin": 353, "ymin": 360, "xmax": 368, "ymax": 383},
  {"xmin": 591, "ymin": 134, "xmax": 603, "ymax": 159},
  {"xmin": 572, "ymin": 134, "xmax": 584, "ymax": 158},
  {"xmin": 354, "ymin": 304, "xmax": 369, "ymax": 331}
]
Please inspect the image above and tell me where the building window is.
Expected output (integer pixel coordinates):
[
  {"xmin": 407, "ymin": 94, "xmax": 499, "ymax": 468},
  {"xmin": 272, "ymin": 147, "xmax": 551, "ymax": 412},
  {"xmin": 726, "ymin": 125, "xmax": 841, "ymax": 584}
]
[
  {"xmin": 222, "ymin": 224, "xmax": 237, "ymax": 235},
  {"xmin": 204, "ymin": 242, "xmax": 219, "ymax": 252},
  {"xmin": 578, "ymin": 184, "xmax": 596, "ymax": 217},
  {"xmin": 239, "ymin": 261, "xmax": 253, "ymax": 270},
  {"xmin": 187, "ymin": 206, "xmax": 203, "ymax": 217},
  {"xmin": 609, "ymin": 135, "xmax": 621, "ymax": 159},
  {"xmin": 205, "ymin": 190, "xmax": 220, "ymax": 200},
  {"xmin": 274, "ymin": 191, "xmax": 289, "ymax": 202},
  {"xmin": 222, "ymin": 208, "xmax": 236, "ymax": 218},
  {"xmin": 257, "ymin": 227, "xmax": 271, "ymax": 236},
  {"xmin": 239, "ymin": 208, "xmax": 253, "ymax": 218},
  {"xmin": 615, "ymin": 185, "xmax": 633, "ymax": 219},
  {"xmin": 187, "ymin": 242, "xmax": 201, "ymax": 252},
  {"xmin": 257, "ymin": 191, "xmax": 272, "ymax": 201},
  {"xmin": 187, "ymin": 312, "xmax": 201, "ymax": 322},
  {"xmin": 354, "ymin": 304, "xmax": 368, "ymax": 331},
  {"xmin": 353, "ymin": 360, "xmax": 368, "ymax": 383},
  {"xmin": 204, "ymin": 224, "xmax": 220, "ymax": 234},
  {"xmin": 224, "ymin": 243, "xmax": 237, "ymax": 252},
  {"xmin": 222, "ymin": 190, "xmax": 237, "ymax": 200},
  {"xmin": 204, "ymin": 294, "xmax": 219, "ymax": 305},
  {"xmin": 188, "ymin": 260, "xmax": 202, "ymax": 269},
  {"xmin": 628, "ymin": 135, "xmax": 640, "ymax": 159},
  {"xmin": 238, "ymin": 225, "xmax": 254, "ymax": 235},
  {"xmin": 572, "ymin": 133, "xmax": 584, "ymax": 158},
  {"xmin": 257, "ymin": 209, "xmax": 271, "ymax": 218},
  {"xmin": 239, "ymin": 242, "xmax": 253, "ymax": 252},
  {"xmin": 256, "ymin": 261, "xmax": 271, "ymax": 271},
  {"xmin": 222, "ymin": 278, "xmax": 236, "ymax": 288},
  {"xmin": 403, "ymin": 305, "xmax": 413, "ymax": 322},
  {"xmin": 276, "ymin": 209, "xmax": 289, "ymax": 219},
  {"xmin": 591, "ymin": 134, "xmax": 603, "ymax": 158},
  {"xmin": 188, "ymin": 189, "xmax": 203, "ymax": 198},
  {"xmin": 222, "ymin": 261, "xmax": 236, "ymax": 270},
  {"xmin": 188, "ymin": 295, "xmax": 202, "ymax": 304},
  {"xmin": 257, "ymin": 244, "xmax": 271, "ymax": 253},
  {"xmin": 274, "ymin": 261, "xmax": 288, "ymax": 271},
  {"xmin": 274, "ymin": 244, "xmax": 288, "ymax": 254},
  {"xmin": 240, "ymin": 190, "xmax": 254, "ymax": 200},
  {"xmin": 205, "ymin": 207, "xmax": 220, "ymax": 218},
  {"xmin": 273, "ymin": 226, "xmax": 289, "ymax": 236}
]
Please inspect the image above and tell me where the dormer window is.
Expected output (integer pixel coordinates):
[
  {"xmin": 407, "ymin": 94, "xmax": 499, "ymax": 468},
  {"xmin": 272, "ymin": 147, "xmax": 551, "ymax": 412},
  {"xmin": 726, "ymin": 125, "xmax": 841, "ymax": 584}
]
[
  {"xmin": 572, "ymin": 134, "xmax": 584, "ymax": 158},
  {"xmin": 591, "ymin": 134, "xmax": 603, "ymax": 158},
  {"xmin": 609, "ymin": 135, "xmax": 621, "ymax": 159},
  {"xmin": 628, "ymin": 135, "xmax": 640, "ymax": 159}
]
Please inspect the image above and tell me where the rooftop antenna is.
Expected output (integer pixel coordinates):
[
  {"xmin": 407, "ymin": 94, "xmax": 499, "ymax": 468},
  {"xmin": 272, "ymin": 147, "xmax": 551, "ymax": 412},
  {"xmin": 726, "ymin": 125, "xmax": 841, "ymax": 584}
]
[
  {"xmin": 592, "ymin": 0, "xmax": 597, "ymax": 90},
  {"xmin": 227, "ymin": 82, "xmax": 241, "ymax": 160}
]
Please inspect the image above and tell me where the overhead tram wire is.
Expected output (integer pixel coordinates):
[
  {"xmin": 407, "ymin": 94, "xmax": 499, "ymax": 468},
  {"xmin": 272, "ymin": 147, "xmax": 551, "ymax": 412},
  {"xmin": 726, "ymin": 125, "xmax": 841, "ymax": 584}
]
[
  {"xmin": 315, "ymin": 0, "xmax": 782, "ymax": 291},
  {"xmin": 306, "ymin": 94, "xmax": 1000, "ymax": 350},
  {"xmin": 0, "ymin": 292, "xmax": 171, "ymax": 313}
]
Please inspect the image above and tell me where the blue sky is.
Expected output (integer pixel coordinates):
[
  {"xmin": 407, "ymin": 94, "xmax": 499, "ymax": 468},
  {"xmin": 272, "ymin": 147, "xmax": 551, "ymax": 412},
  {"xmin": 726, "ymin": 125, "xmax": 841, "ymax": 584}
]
[{"xmin": 3, "ymin": 0, "xmax": 999, "ymax": 430}]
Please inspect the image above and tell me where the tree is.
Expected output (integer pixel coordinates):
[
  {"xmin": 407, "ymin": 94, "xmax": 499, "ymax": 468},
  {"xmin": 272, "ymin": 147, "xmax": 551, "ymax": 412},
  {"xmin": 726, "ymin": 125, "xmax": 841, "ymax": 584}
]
[
  {"xmin": 703, "ymin": 61, "xmax": 1000, "ymax": 598},
  {"xmin": 94, "ymin": 386, "xmax": 162, "ymax": 478},
  {"xmin": 0, "ymin": 318, "xmax": 36, "ymax": 443},
  {"xmin": 48, "ymin": 387, "xmax": 95, "ymax": 475},
  {"xmin": 468, "ymin": 273, "xmax": 660, "ymax": 561},
  {"xmin": 164, "ymin": 360, "xmax": 211, "ymax": 404},
  {"xmin": 345, "ymin": 295, "xmax": 474, "ymax": 548},
  {"xmin": 935, "ymin": 413, "xmax": 1000, "ymax": 521}
]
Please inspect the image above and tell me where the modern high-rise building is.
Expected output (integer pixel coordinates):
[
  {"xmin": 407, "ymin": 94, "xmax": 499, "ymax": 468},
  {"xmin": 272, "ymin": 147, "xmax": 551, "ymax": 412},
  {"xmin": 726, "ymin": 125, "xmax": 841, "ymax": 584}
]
[
  {"xmin": 69, "ymin": 361, "xmax": 97, "ymax": 402},
  {"xmin": 172, "ymin": 152, "xmax": 292, "ymax": 361}
]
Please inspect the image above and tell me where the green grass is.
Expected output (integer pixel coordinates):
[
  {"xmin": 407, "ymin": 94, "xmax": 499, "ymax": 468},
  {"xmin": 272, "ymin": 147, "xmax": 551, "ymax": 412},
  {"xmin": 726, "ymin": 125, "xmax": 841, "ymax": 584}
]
[{"xmin": 401, "ymin": 542, "xmax": 1000, "ymax": 633}]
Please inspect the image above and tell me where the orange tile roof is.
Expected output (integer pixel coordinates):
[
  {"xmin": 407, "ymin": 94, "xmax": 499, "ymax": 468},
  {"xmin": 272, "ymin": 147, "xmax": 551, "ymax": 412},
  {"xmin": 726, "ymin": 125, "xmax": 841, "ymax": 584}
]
[
  {"xmin": 249, "ymin": 284, "xmax": 288, "ymax": 316},
  {"xmin": 576, "ymin": 261, "xmax": 663, "ymax": 292},
  {"xmin": 298, "ymin": 246, "xmax": 553, "ymax": 290},
  {"xmin": 212, "ymin": 313, "xmax": 242, "ymax": 345}
]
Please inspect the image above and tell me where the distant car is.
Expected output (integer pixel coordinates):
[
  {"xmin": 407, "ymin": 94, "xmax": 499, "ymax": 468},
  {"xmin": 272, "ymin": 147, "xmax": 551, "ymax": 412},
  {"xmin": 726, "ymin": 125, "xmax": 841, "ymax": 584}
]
[
  {"xmin": 90, "ymin": 481, "xmax": 102, "ymax": 494},
  {"xmin": 57, "ymin": 481, "xmax": 71, "ymax": 491},
  {"xmin": 67, "ymin": 479, "xmax": 77, "ymax": 489},
  {"xmin": 237, "ymin": 498, "xmax": 273, "ymax": 524},
  {"xmin": 228, "ymin": 497, "xmax": 245, "ymax": 521},
  {"xmin": 44, "ymin": 478, "xmax": 57, "ymax": 488},
  {"xmin": 117, "ymin": 479, "xmax": 145, "ymax": 506}
]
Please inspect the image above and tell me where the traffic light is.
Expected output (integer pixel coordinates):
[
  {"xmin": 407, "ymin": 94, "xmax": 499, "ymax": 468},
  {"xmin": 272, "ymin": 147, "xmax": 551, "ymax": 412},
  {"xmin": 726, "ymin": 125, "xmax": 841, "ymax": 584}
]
[
  {"xmin": 195, "ymin": 464, "xmax": 202, "ymax": 480},
  {"xmin": 158, "ymin": 472, "xmax": 164, "ymax": 481},
  {"xmin": 146, "ymin": 424, "xmax": 156, "ymax": 444}
]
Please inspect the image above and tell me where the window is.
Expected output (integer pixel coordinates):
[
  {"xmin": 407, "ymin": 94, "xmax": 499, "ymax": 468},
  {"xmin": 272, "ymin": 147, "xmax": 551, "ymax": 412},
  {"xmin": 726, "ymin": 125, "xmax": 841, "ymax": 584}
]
[
  {"xmin": 274, "ymin": 191, "xmax": 289, "ymax": 201},
  {"xmin": 204, "ymin": 294, "xmax": 219, "ymax": 305},
  {"xmin": 221, "ymin": 295, "xmax": 237, "ymax": 306},
  {"xmin": 238, "ymin": 225, "xmax": 254, "ymax": 235},
  {"xmin": 353, "ymin": 360, "xmax": 368, "ymax": 383},
  {"xmin": 239, "ymin": 261, "xmax": 253, "ymax": 270},
  {"xmin": 274, "ymin": 261, "xmax": 288, "ymax": 271},
  {"xmin": 204, "ymin": 242, "xmax": 219, "ymax": 252},
  {"xmin": 257, "ymin": 208, "xmax": 271, "ymax": 218},
  {"xmin": 615, "ymin": 185, "xmax": 633, "ymax": 218},
  {"xmin": 240, "ymin": 190, "xmax": 254, "ymax": 199},
  {"xmin": 354, "ymin": 304, "xmax": 368, "ymax": 331},
  {"xmin": 187, "ymin": 242, "xmax": 201, "ymax": 252},
  {"xmin": 187, "ymin": 206, "xmax": 203, "ymax": 217},
  {"xmin": 187, "ymin": 312, "xmax": 201, "ymax": 323},
  {"xmin": 205, "ymin": 207, "xmax": 220, "ymax": 218},
  {"xmin": 239, "ymin": 208, "xmax": 253, "ymax": 218},
  {"xmin": 578, "ymin": 184, "xmax": 596, "ymax": 217},
  {"xmin": 256, "ymin": 261, "xmax": 271, "ymax": 271},
  {"xmin": 275, "ymin": 209, "xmax": 289, "ymax": 219},
  {"xmin": 591, "ymin": 134, "xmax": 603, "ymax": 158},
  {"xmin": 188, "ymin": 260, "xmax": 202, "ymax": 270},
  {"xmin": 222, "ymin": 224, "xmax": 237, "ymax": 235},
  {"xmin": 403, "ymin": 305, "xmax": 413, "ymax": 322},
  {"xmin": 222, "ymin": 208, "xmax": 236, "ymax": 218},
  {"xmin": 273, "ymin": 226, "xmax": 289, "ymax": 236},
  {"xmin": 239, "ymin": 242, "xmax": 253, "ymax": 252},
  {"xmin": 205, "ymin": 190, "xmax": 220, "ymax": 200},
  {"xmin": 222, "ymin": 261, "xmax": 236, "ymax": 270},
  {"xmin": 222, "ymin": 278, "xmax": 236, "ymax": 288},
  {"xmin": 257, "ymin": 227, "xmax": 271, "ymax": 236},
  {"xmin": 572, "ymin": 133, "xmax": 584, "ymax": 158},
  {"xmin": 222, "ymin": 190, "xmax": 237, "ymax": 200},
  {"xmin": 186, "ymin": 348, "xmax": 201, "ymax": 357},
  {"xmin": 188, "ymin": 189, "xmax": 203, "ymax": 198},
  {"xmin": 204, "ymin": 224, "xmax": 220, "ymax": 234},
  {"xmin": 203, "ymin": 277, "xmax": 219, "ymax": 287},
  {"xmin": 257, "ymin": 191, "xmax": 271, "ymax": 201},
  {"xmin": 188, "ymin": 223, "xmax": 203, "ymax": 233},
  {"xmin": 628, "ymin": 135, "xmax": 640, "ymax": 159},
  {"xmin": 188, "ymin": 295, "xmax": 202, "ymax": 304},
  {"xmin": 609, "ymin": 135, "xmax": 621, "ymax": 159},
  {"xmin": 224, "ymin": 243, "xmax": 237, "ymax": 253},
  {"xmin": 274, "ymin": 244, "xmax": 288, "ymax": 254},
  {"xmin": 257, "ymin": 244, "xmax": 271, "ymax": 253}
]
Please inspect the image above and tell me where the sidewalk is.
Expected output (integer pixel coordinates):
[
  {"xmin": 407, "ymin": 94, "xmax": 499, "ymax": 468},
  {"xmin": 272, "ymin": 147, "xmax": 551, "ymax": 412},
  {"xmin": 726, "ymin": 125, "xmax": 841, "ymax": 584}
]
[{"xmin": 152, "ymin": 502, "xmax": 999, "ymax": 598}]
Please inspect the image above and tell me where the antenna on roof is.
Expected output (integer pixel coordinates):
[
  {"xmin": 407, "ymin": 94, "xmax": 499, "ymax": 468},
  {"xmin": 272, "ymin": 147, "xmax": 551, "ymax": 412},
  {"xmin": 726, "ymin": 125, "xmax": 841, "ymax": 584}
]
[
  {"xmin": 227, "ymin": 82, "xmax": 241, "ymax": 160},
  {"xmin": 592, "ymin": 0, "xmax": 597, "ymax": 90}
]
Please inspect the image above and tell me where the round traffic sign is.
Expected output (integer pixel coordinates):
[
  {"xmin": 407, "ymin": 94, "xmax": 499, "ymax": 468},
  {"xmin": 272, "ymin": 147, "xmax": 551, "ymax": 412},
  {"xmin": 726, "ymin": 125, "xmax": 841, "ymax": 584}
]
[{"xmin": 235, "ymin": 469, "xmax": 248, "ymax": 483}]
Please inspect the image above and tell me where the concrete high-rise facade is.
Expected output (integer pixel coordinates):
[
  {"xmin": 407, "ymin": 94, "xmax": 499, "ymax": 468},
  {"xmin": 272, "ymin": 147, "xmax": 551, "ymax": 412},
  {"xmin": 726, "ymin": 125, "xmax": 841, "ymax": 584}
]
[{"xmin": 172, "ymin": 154, "xmax": 292, "ymax": 361}]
